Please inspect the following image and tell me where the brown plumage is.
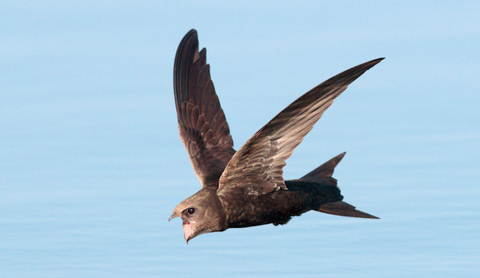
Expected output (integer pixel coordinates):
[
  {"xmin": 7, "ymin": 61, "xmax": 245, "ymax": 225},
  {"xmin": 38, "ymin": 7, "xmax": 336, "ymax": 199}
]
[{"xmin": 169, "ymin": 29, "xmax": 382, "ymax": 243}]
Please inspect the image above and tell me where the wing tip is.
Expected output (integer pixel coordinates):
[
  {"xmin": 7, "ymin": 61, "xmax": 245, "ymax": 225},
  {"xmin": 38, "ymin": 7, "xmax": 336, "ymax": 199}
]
[
  {"xmin": 365, "ymin": 57, "xmax": 385, "ymax": 69},
  {"xmin": 174, "ymin": 29, "xmax": 201, "ymax": 106},
  {"xmin": 318, "ymin": 57, "xmax": 384, "ymax": 91}
]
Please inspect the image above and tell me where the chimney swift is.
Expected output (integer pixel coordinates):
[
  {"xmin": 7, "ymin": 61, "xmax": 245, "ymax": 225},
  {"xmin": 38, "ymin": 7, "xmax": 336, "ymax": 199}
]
[{"xmin": 169, "ymin": 29, "xmax": 382, "ymax": 243}]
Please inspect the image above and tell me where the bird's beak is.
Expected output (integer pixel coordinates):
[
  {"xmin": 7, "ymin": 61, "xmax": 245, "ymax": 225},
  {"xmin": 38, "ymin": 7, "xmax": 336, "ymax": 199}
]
[{"xmin": 169, "ymin": 211, "xmax": 179, "ymax": 221}]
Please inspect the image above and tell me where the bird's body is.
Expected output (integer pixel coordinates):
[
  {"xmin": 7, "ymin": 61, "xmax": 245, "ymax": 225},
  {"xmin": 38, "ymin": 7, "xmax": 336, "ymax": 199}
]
[
  {"xmin": 169, "ymin": 29, "xmax": 382, "ymax": 243},
  {"xmin": 221, "ymin": 179, "xmax": 341, "ymax": 228}
]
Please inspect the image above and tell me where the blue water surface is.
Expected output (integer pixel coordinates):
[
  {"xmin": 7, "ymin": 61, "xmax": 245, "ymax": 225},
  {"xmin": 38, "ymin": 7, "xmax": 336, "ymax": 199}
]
[{"xmin": 1, "ymin": 1, "xmax": 479, "ymax": 277}]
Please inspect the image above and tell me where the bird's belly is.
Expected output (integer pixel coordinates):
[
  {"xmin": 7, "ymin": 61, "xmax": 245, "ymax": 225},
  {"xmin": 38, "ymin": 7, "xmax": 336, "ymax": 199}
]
[{"xmin": 223, "ymin": 188, "xmax": 318, "ymax": 228}]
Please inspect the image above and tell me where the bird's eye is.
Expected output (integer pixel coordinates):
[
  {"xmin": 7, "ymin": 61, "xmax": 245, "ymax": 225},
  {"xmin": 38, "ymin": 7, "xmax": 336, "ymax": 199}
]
[{"xmin": 187, "ymin": 208, "xmax": 196, "ymax": 215}]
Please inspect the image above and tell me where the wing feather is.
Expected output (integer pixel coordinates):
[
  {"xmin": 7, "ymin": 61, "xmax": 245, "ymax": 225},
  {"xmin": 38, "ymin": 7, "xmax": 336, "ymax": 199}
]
[
  {"xmin": 174, "ymin": 29, "xmax": 235, "ymax": 187},
  {"xmin": 219, "ymin": 58, "xmax": 383, "ymax": 196}
]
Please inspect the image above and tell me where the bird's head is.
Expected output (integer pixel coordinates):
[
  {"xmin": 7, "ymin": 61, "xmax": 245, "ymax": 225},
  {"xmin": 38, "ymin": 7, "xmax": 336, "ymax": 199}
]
[{"xmin": 169, "ymin": 188, "xmax": 226, "ymax": 243}]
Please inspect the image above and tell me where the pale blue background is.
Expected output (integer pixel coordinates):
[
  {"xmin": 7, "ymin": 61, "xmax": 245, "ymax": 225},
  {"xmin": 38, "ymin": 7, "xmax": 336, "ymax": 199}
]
[{"xmin": 1, "ymin": 1, "xmax": 479, "ymax": 277}]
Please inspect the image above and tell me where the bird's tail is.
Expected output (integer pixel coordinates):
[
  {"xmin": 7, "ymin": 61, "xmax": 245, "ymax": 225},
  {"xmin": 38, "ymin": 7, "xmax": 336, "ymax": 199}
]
[{"xmin": 301, "ymin": 152, "xmax": 379, "ymax": 219}]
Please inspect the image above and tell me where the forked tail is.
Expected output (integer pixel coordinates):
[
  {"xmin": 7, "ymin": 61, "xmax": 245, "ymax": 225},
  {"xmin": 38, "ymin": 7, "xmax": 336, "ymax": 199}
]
[{"xmin": 302, "ymin": 152, "xmax": 379, "ymax": 219}]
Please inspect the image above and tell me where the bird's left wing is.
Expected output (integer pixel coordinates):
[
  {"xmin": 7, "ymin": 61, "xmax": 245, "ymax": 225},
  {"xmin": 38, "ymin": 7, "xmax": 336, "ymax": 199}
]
[
  {"xmin": 218, "ymin": 58, "xmax": 383, "ymax": 196},
  {"xmin": 174, "ymin": 30, "xmax": 235, "ymax": 187}
]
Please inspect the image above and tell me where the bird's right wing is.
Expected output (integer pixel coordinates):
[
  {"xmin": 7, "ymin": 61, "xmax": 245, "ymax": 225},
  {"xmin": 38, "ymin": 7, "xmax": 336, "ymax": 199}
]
[{"xmin": 218, "ymin": 58, "xmax": 383, "ymax": 197}]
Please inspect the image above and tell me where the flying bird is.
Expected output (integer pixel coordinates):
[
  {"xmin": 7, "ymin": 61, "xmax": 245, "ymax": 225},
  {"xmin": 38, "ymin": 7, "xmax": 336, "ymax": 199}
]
[{"xmin": 169, "ymin": 29, "xmax": 382, "ymax": 243}]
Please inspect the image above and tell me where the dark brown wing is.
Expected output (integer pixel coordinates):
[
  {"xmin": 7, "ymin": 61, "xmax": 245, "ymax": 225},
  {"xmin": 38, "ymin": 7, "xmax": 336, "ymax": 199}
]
[
  {"xmin": 218, "ymin": 58, "xmax": 383, "ymax": 196},
  {"xmin": 174, "ymin": 29, "xmax": 235, "ymax": 187}
]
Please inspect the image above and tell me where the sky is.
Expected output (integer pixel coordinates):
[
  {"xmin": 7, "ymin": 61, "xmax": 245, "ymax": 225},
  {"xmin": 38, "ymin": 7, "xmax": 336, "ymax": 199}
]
[{"xmin": 1, "ymin": 1, "xmax": 479, "ymax": 277}]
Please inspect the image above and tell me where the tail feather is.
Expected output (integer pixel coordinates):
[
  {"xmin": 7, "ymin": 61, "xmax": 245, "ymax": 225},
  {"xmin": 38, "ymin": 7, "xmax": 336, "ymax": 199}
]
[
  {"xmin": 317, "ymin": 201, "xmax": 379, "ymax": 219},
  {"xmin": 301, "ymin": 152, "xmax": 346, "ymax": 181},
  {"xmin": 301, "ymin": 152, "xmax": 379, "ymax": 219}
]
